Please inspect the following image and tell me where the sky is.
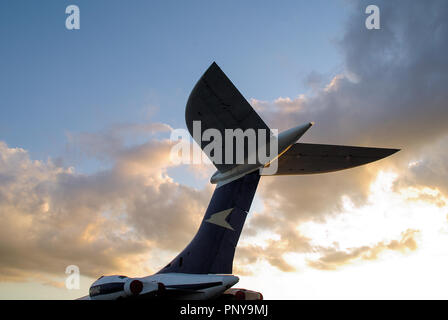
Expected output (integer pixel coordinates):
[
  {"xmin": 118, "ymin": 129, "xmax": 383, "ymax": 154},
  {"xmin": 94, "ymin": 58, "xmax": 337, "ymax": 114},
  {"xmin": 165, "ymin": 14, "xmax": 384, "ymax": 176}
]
[{"xmin": 1, "ymin": 0, "xmax": 448, "ymax": 299}]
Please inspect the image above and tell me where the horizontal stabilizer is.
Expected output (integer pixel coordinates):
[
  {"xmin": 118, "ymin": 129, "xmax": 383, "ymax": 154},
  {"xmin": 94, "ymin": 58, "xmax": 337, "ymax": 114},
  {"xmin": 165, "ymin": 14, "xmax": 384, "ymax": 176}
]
[{"xmin": 262, "ymin": 143, "xmax": 399, "ymax": 176}]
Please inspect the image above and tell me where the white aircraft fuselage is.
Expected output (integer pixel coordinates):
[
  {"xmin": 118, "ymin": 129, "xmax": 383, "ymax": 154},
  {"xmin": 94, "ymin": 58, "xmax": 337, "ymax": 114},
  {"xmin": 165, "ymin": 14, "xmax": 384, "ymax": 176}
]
[{"xmin": 86, "ymin": 273, "xmax": 239, "ymax": 300}]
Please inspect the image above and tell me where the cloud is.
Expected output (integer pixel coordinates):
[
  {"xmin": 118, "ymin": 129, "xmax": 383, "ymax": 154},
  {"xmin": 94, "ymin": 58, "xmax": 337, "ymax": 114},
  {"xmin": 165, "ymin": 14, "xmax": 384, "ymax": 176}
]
[
  {"xmin": 395, "ymin": 136, "xmax": 448, "ymax": 198},
  {"xmin": 307, "ymin": 229, "xmax": 420, "ymax": 270},
  {"xmin": 239, "ymin": 0, "xmax": 448, "ymax": 271},
  {"xmin": 235, "ymin": 223, "xmax": 312, "ymax": 274},
  {"xmin": 0, "ymin": 123, "xmax": 212, "ymax": 284},
  {"xmin": 65, "ymin": 122, "xmax": 172, "ymax": 163},
  {"xmin": 254, "ymin": 1, "xmax": 448, "ymax": 150}
]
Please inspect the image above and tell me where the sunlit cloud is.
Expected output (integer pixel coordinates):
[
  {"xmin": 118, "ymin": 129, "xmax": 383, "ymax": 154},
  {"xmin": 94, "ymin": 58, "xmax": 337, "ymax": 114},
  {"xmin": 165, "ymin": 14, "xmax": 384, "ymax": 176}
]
[
  {"xmin": 0, "ymin": 126, "xmax": 212, "ymax": 285},
  {"xmin": 233, "ymin": 0, "xmax": 448, "ymax": 281}
]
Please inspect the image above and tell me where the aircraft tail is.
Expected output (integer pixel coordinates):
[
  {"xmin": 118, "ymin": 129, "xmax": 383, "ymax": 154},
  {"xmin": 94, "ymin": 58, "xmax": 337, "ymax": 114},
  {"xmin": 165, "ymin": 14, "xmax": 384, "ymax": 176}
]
[
  {"xmin": 158, "ymin": 62, "xmax": 399, "ymax": 275},
  {"xmin": 158, "ymin": 170, "xmax": 260, "ymax": 274},
  {"xmin": 159, "ymin": 62, "xmax": 266, "ymax": 274}
]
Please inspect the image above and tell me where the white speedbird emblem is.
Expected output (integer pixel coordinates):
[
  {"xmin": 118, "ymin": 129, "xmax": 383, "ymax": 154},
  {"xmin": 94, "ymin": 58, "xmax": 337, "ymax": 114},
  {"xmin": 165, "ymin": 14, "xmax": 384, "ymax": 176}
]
[{"xmin": 205, "ymin": 208, "xmax": 235, "ymax": 230}]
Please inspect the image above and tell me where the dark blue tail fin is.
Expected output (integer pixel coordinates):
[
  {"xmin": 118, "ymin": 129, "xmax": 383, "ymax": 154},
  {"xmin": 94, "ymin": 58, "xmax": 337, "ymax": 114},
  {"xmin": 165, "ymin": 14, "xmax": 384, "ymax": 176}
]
[
  {"xmin": 158, "ymin": 63, "xmax": 263, "ymax": 275},
  {"xmin": 158, "ymin": 170, "xmax": 260, "ymax": 274}
]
